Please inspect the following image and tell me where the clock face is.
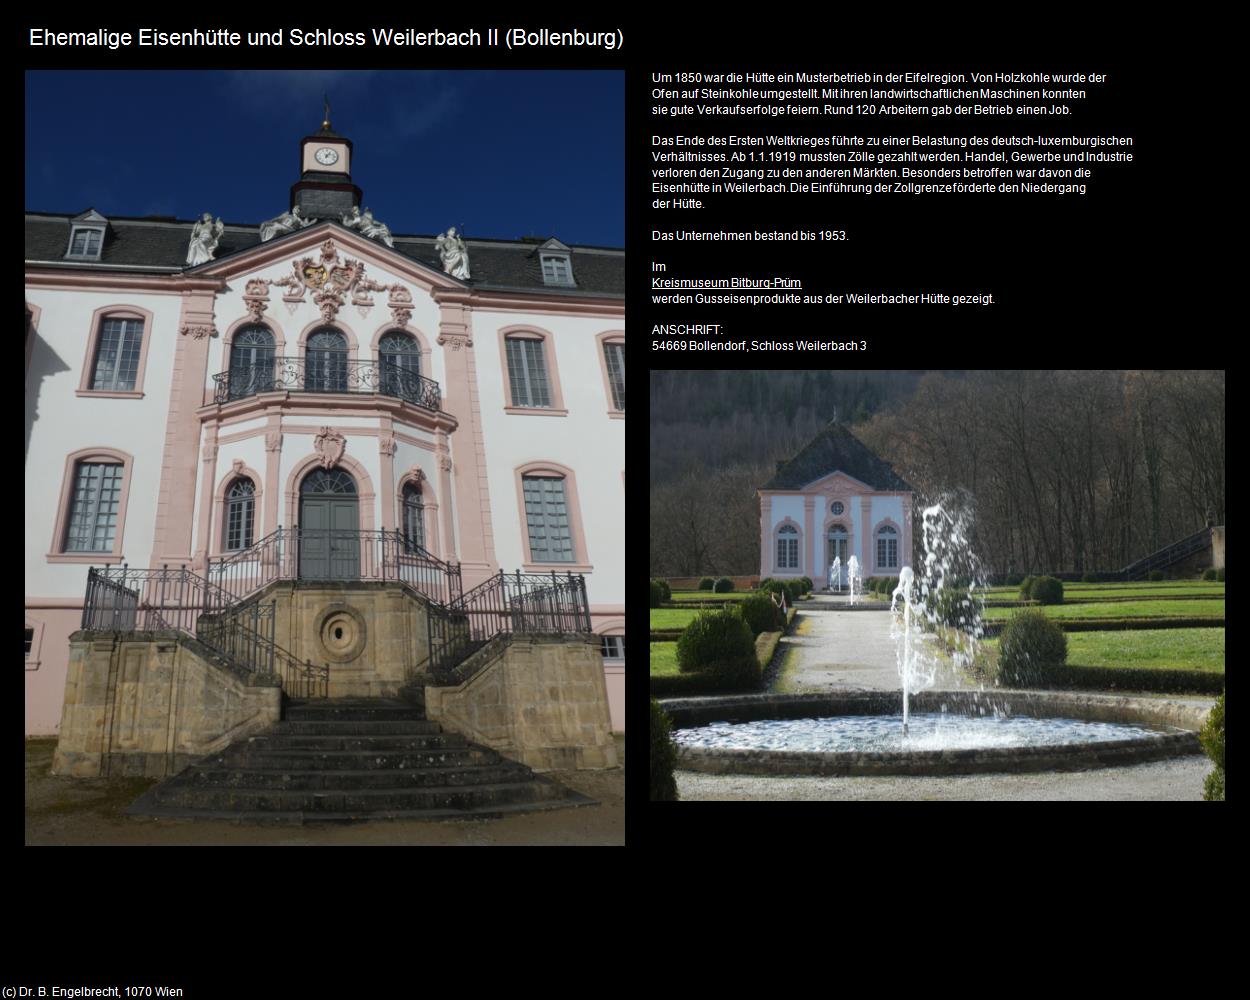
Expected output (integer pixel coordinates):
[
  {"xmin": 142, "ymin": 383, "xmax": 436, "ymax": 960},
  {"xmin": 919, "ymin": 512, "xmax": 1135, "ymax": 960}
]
[{"xmin": 315, "ymin": 147, "xmax": 340, "ymax": 166}]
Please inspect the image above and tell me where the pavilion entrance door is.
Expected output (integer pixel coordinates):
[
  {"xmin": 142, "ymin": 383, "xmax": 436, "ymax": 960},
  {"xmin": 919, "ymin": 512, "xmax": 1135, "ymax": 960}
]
[
  {"xmin": 828, "ymin": 527, "xmax": 849, "ymax": 588},
  {"xmin": 298, "ymin": 469, "xmax": 360, "ymax": 580}
]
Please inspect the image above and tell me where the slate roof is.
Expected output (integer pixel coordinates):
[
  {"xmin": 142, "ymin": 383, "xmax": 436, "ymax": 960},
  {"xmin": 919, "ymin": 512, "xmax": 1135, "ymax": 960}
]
[
  {"xmin": 762, "ymin": 422, "xmax": 912, "ymax": 492},
  {"xmin": 24, "ymin": 212, "xmax": 625, "ymax": 298}
]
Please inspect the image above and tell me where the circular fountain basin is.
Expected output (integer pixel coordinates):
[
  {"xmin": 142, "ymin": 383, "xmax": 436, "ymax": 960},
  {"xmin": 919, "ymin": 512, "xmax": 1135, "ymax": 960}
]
[{"xmin": 663, "ymin": 691, "xmax": 1205, "ymax": 776}]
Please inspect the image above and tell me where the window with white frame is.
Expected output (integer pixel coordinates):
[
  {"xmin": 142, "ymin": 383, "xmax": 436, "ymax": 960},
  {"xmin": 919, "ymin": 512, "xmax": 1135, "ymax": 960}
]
[
  {"xmin": 402, "ymin": 482, "xmax": 425, "ymax": 553},
  {"xmin": 64, "ymin": 462, "xmax": 124, "ymax": 551},
  {"xmin": 600, "ymin": 635, "xmax": 625, "ymax": 659},
  {"xmin": 67, "ymin": 226, "xmax": 105, "ymax": 259},
  {"xmin": 522, "ymin": 475, "xmax": 574, "ymax": 562},
  {"xmin": 505, "ymin": 336, "xmax": 552, "ymax": 407},
  {"xmin": 876, "ymin": 524, "xmax": 899, "ymax": 569},
  {"xmin": 603, "ymin": 341, "xmax": 625, "ymax": 410},
  {"xmin": 90, "ymin": 317, "xmax": 144, "ymax": 391},
  {"xmin": 777, "ymin": 524, "xmax": 799, "ymax": 569},
  {"xmin": 540, "ymin": 253, "xmax": 575, "ymax": 286},
  {"xmin": 224, "ymin": 478, "xmax": 256, "ymax": 551}
]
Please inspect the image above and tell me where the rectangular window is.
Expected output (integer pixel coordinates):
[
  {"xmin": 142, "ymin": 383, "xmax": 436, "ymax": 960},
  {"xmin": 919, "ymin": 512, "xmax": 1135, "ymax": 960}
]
[
  {"xmin": 69, "ymin": 227, "xmax": 104, "ymax": 258},
  {"xmin": 603, "ymin": 342, "xmax": 625, "ymax": 410},
  {"xmin": 600, "ymin": 635, "xmax": 625, "ymax": 659},
  {"xmin": 541, "ymin": 255, "xmax": 574, "ymax": 286},
  {"xmin": 25, "ymin": 628, "xmax": 35, "ymax": 658},
  {"xmin": 506, "ymin": 338, "xmax": 552, "ymax": 407},
  {"xmin": 226, "ymin": 498, "xmax": 255, "ymax": 551},
  {"xmin": 877, "ymin": 537, "xmax": 898, "ymax": 568},
  {"xmin": 523, "ymin": 476, "xmax": 574, "ymax": 562},
  {"xmin": 65, "ymin": 463, "xmax": 124, "ymax": 552},
  {"xmin": 91, "ymin": 318, "xmax": 143, "ymax": 391},
  {"xmin": 777, "ymin": 537, "xmax": 798, "ymax": 569}
]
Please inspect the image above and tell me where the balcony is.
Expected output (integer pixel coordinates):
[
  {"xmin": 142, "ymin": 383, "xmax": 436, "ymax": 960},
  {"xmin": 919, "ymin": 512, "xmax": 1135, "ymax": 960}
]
[{"xmin": 213, "ymin": 357, "xmax": 441, "ymax": 411}]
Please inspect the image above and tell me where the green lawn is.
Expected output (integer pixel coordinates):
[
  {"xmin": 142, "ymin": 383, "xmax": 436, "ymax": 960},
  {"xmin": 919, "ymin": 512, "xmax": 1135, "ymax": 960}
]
[
  {"xmin": 669, "ymin": 590, "xmax": 754, "ymax": 602},
  {"xmin": 983, "ymin": 628, "xmax": 1224, "ymax": 673},
  {"xmin": 650, "ymin": 642, "xmax": 679, "ymax": 676},
  {"xmin": 982, "ymin": 599, "xmax": 1225, "ymax": 621},
  {"xmin": 649, "ymin": 608, "xmax": 703, "ymax": 630},
  {"xmin": 986, "ymin": 583, "xmax": 1224, "ymax": 600}
]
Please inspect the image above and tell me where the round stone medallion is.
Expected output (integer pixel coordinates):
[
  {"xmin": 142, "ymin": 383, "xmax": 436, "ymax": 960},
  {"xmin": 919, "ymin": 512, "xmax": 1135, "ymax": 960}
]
[{"xmin": 314, "ymin": 604, "xmax": 368, "ymax": 662}]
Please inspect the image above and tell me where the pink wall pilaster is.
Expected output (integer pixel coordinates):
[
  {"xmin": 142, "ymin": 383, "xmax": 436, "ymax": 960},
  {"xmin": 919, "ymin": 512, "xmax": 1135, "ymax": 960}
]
[
  {"xmin": 803, "ymin": 496, "xmax": 815, "ymax": 577},
  {"xmin": 861, "ymin": 497, "xmax": 873, "ymax": 572},
  {"xmin": 151, "ymin": 279, "xmax": 223, "ymax": 565},
  {"xmin": 193, "ymin": 427, "xmax": 219, "ymax": 569},
  {"xmin": 378, "ymin": 417, "xmax": 397, "ymax": 532},
  {"xmin": 434, "ymin": 292, "xmax": 497, "ymax": 587},
  {"xmin": 263, "ymin": 415, "xmax": 283, "ymax": 536},
  {"xmin": 435, "ymin": 429, "xmax": 455, "ymax": 563},
  {"xmin": 759, "ymin": 494, "xmax": 773, "ymax": 577}
]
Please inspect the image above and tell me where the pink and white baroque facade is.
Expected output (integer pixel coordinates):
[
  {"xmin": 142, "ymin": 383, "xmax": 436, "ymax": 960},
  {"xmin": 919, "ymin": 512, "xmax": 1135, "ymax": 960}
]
[{"xmin": 24, "ymin": 127, "xmax": 625, "ymax": 735}]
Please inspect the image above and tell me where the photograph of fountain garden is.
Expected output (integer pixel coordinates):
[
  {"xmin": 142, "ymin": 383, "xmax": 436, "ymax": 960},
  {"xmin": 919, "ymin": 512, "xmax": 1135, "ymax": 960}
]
[{"xmin": 649, "ymin": 370, "xmax": 1225, "ymax": 802}]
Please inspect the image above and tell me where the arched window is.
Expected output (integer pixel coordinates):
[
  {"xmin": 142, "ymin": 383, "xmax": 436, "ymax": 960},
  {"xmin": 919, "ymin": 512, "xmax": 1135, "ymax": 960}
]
[
  {"xmin": 301, "ymin": 468, "xmax": 357, "ymax": 495},
  {"xmin": 224, "ymin": 478, "xmax": 256, "ymax": 551},
  {"xmin": 777, "ymin": 523, "xmax": 800, "ymax": 570},
  {"xmin": 228, "ymin": 325, "xmax": 275, "ymax": 400},
  {"xmin": 306, "ymin": 328, "xmax": 347, "ymax": 392},
  {"xmin": 90, "ymin": 316, "xmax": 144, "ymax": 391},
  {"xmin": 379, "ymin": 331, "xmax": 420, "ymax": 399},
  {"xmin": 402, "ymin": 482, "xmax": 425, "ymax": 552},
  {"xmin": 876, "ymin": 524, "xmax": 899, "ymax": 569}
]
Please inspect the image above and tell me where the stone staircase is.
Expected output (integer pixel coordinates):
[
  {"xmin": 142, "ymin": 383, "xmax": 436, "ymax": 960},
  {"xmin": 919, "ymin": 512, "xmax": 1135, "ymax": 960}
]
[{"xmin": 127, "ymin": 699, "xmax": 592, "ymax": 822}]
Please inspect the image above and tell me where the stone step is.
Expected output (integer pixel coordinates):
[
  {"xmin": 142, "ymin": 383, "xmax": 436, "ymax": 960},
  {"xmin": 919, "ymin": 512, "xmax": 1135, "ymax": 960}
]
[
  {"xmin": 284, "ymin": 702, "xmax": 428, "ymax": 723},
  {"xmin": 179, "ymin": 762, "xmax": 534, "ymax": 791},
  {"xmin": 150, "ymin": 779, "xmax": 572, "ymax": 814},
  {"xmin": 272, "ymin": 720, "xmax": 444, "ymax": 736},
  {"xmin": 238, "ymin": 733, "xmax": 470, "ymax": 752},
  {"xmin": 210, "ymin": 747, "xmax": 502, "ymax": 770}
]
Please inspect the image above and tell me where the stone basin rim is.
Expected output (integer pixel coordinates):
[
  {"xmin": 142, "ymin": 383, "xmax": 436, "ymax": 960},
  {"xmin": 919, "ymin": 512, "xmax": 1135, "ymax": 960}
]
[{"xmin": 662, "ymin": 690, "xmax": 1208, "ymax": 777}]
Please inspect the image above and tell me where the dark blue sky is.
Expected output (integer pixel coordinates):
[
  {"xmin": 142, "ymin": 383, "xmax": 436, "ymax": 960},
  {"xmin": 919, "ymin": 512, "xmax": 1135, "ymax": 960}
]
[{"xmin": 25, "ymin": 70, "xmax": 624, "ymax": 246}]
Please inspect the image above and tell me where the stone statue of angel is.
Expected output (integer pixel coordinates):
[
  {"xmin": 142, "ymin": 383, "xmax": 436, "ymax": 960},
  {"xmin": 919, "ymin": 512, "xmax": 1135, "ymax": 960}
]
[
  {"xmin": 343, "ymin": 206, "xmax": 394, "ymax": 248},
  {"xmin": 435, "ymin": 226, "xmax": 470, "ymax": 279},
  {"xmin": 259, "ymin": 206, "xmax": 315, "ymax": 242},
  {"xmin": 186, "ymin": 212, "xmax": 224, "ymax": 265}
]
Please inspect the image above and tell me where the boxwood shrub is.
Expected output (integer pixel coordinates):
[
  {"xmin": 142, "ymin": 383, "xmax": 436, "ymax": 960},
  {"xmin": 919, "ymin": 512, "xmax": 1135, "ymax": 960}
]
[
  {"xmin": 739, "ymin": 593, "xmax": 784, "ymax": 637},
  {"xmin": 1019, "ymin": 575, "xmax": 1036, "ymax": 599},
  {"xmin": 1148, "ymin": 569, "xmax": 1166, "ymax": 581},
  {"xmin": 1029, "ymin": 576, "xmax": 1064, "ymax": 605},
  {"xmin": 1005, "ymin": 574, "xmax": 1025, "ymax": 587},
  {"xmin": 799, "ymin": 576, "xmax": 813, "ymax": 595},
  {"xmin": 676, "ymin": 608, "xmax": 760, "ymax": 689},
  {"xmin": 650, "ymin": 698, "xmax": 678, "ymax": 801},
  {"xmin": 1007, "ymin": 664, "xmax": 1225, "ymax": 696},
  {"xmin": 1200, "ymin": 692, "xmax": 1224, "ymax": 801},
  {"xmin": 998, "ymin": 609, "xmax": 1067, "ymax": 686},
  {"xmin": 712, "ymin": 576, "xmax": 735, "ymax": 593},
  {"xmin": 1203, "ymin": 568, "xmax": 1218, "ymax": 581},
  {"xmin": 698, "ymin": 577, "xmax": 715, "ymax": 591},
  {"xmin": 1216, "ymin": 568, "xmax": 1225, "ymax": 582},
  {"xmin": 649, "ymin": 580, "xmax": 661, "ymax": 609},
  {"xmin": 651, "ymin": 578, "xmax": 671, "ymax": 602}
]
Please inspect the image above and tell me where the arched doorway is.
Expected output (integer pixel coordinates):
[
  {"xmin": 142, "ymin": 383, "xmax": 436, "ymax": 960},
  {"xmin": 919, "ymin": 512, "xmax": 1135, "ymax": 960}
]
[
  {"xmin": 827, "ymin": 524, "xmax": 849, "ymax": 587},
  {"xmin": 299, "ymin": 468, "xmax": 359, "ymax": 579}
]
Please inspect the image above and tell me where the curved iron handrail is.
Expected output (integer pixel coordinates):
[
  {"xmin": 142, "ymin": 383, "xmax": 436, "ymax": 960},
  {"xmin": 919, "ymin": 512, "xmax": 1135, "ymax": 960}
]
[{"xmin": 213, "ymin": 356, "xmax": 441, "ymax": 411}]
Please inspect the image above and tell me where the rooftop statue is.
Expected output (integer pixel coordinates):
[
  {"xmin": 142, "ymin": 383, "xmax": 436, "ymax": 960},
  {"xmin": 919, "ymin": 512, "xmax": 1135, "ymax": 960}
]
[
  {"xmin": 259, "ymin": 206, "xmax": 316, "ymax": 243},
  {"xmin": 435, "ymin": 226, "xmax": 470, "ymax": 279},
  {"xmin": 186, "ymin": 212, "xmax": 224, "ymax": 265}
]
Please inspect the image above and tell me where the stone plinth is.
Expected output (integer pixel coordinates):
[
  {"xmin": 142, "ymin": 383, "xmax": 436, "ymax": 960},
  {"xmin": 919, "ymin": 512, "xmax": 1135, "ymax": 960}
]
[
  {"xmin": 423, "ymin": 635, "xmax": 618, "ymax": 771},
  {"xmin": 52, "ymin": 631, "xmax": 281, "ymax": 778}
]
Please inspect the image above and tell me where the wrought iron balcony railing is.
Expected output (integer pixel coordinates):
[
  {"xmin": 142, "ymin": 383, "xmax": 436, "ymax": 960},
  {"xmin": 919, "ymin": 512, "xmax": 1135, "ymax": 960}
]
[{"xmin": 213, "ymin": 356, "xmax": 441, "ymax": 411}]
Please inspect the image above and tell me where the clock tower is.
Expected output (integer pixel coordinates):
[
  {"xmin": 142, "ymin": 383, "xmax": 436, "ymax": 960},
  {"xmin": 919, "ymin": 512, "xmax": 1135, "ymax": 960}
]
[{"xmin": 291, "ymin": 104, "xmax": 363, "ymax": 220}]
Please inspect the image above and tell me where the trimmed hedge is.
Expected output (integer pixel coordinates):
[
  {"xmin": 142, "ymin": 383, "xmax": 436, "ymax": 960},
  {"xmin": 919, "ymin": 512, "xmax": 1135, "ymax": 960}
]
[
  {"xmin": 1148, "ymin": 570, "xmax": 1166, "ymax": 581},
  {"xmin": 1217, "ymin": 568, "xmax": 1225, "ymax": 582},
  {"xmin": 713, "ymin": 576, "xmax": 735, "ymax": 593},
  {"xmin": 1202, "ymin": 568, "xmax": 1218, "ymax": 581},
  {"xmin": 933, "ymin": 587, "xmax": 981, "ymax": 629},
  {"xmin": 676, "ymin": 608, "xmax": 759, "ymax": 689},
  {"xmin": 1005, "ymin": 574, "xmax": 1025, "ymax": 587},
  {"xmin": 998, "ymin": 609, "xmax": 1067, "ymax": 686},
  {"xmin": 651, "ymin": 578, "xmax": 672, "ymax": 602},
  {"xmin": 1019, "ymin": 575, "xmax": 1036, "ymax": 600},
  {"xmin": 739, "ymin": 593, "xmax": 784, "ymax": 637},
  {"xmin": 1029, "ymin": 576, "xmax": 1065, "ymax": 605},
  {"xmin": 998, "ymin": 663, "xmax": 1225, "ymax": 696},
  {"xmin": 1200, "ymin": 693, "xmax": 1225, "ymax": 801},
  {"xmin": 649, "ymin": 580, "xmax": 662, "ymax": 609},
  {"xmin": 799, "ymin": 576, "xmax": 813, "ymax": 595},
  {"xmin": 698, "ymin": 577, "xmax": 715, "ymax": 591},
  {"xmin": 650, "ymin": 699, "xmax": 679, "ymax": 801}
]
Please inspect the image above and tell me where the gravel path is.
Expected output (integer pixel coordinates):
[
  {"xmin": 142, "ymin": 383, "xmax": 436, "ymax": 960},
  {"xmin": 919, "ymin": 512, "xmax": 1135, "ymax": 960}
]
[{"xmin": 677, "ymin": 755, "xmax": 1211, "ymax": 801}]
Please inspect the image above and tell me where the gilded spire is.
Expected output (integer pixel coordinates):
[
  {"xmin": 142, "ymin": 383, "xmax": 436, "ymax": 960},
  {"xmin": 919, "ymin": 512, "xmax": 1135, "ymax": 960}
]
[{"xmin": 322, "ymin": 95, "xmax": 332, "ymax": 130}]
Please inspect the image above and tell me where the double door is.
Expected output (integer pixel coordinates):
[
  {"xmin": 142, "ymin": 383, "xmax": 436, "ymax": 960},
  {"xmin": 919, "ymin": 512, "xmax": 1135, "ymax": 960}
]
[{"xmin": 299, "ymin": 497, "xmax": 360, "ymax": 580}]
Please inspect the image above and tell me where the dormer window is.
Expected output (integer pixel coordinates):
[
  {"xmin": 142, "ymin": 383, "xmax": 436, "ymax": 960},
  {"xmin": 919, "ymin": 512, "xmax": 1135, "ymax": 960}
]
[
  {"xmin": 535, "ymin": 238, "xmax": 576, "ymax": 287},
  {"xmin": 65, "ymin": 210, "xmax": 109, "ymax": 261},
  {"xmin": 541, "ymin": 254, "xmax": 574, "ymax": 286}
]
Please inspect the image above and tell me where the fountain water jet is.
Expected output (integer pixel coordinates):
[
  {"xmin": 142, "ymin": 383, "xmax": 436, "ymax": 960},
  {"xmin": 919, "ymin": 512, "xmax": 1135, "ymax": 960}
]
[
  {"xmin": 828, "ymin": 556, "xmax": 841, "ymax": 593},
  {"xmin": 847, "ymin": 555, "xmax": 861, "ymax": 606}
]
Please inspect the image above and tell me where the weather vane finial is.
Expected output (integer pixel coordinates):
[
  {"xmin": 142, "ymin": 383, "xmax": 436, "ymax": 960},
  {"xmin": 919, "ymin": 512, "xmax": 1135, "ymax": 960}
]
[{"xmin": 322, "ymin": 95, "xmax": 332, "ymax": 130}]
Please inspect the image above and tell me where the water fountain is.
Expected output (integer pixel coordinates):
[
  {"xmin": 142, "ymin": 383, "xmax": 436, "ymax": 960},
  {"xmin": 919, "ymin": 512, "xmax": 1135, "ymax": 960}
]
[
  {"xmin": 846, "ymin": 555, "xmax": 861, "ymax": 606},
  {"xmin": 827, "ymin": 556, "xmax": 841, "ymax": 593},
  {"xmin": 663, "ymin": 498, "xmax": 1206, "ymax": 776}
]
